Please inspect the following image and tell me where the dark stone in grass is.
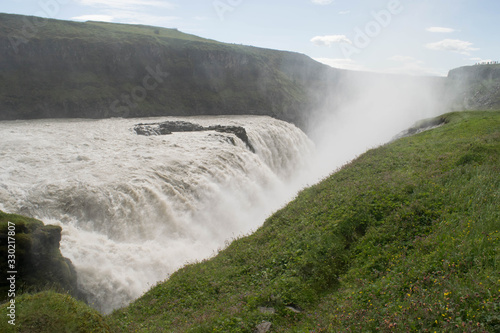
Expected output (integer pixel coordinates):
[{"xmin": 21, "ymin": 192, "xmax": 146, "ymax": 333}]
[
  {"xmin": 258, "ymin": 306, "xmax": 276, "ymax": 314},
  {"xmin": 254, "ymin": 321, "xmax": 272, "ymax": 333},
  {"xmin": 286, "ymin": 305, "xmax": 302, "ymax": 313}
]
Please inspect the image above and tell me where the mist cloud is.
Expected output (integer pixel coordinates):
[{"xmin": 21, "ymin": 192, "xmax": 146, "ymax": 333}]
[
  {"xmin": 306, "ymin": 69, "xmax": 449, "ymax": 179},
  {"xmin": 387, "ymin": 56, "xmax": 445, "ymax": 76},
  {"xmin": 314, "ymin": 58, "xmax": 363, "ymax": 71}
]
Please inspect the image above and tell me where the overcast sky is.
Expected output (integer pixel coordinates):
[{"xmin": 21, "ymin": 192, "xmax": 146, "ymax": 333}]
[{"xmin": 2, "ymin": 0, "xmax": 499, "ymax": 76}]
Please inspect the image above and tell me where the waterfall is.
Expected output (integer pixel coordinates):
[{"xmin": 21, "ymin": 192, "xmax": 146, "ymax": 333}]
[{"xmin": 0, "ymin": 116, "xmax": 314, "ymax": 313}]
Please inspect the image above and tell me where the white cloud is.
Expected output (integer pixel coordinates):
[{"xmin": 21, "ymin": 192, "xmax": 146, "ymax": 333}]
[
  {"xmin": 72, "ymin": 14, "xmax": 114, "ymax": 22},
  {"xmin": 105, "ymin": 10, "xmax": 179, "ymax": 26},
  {"xmin": 425, "ymin": 39, "xmax": 479, "ymax": 55},
  {"xmin": 314, "ymin": 58, "xmax": 364, "ymax": 71},
  {"xmin": 77, "ymin": 0, "xmax": 175, "ymax": 10},
  {"xmin": 311, "ymin": 35, "xmax": 352, "ymax": 47},
  {"xmin": 426, "ymin": 27, "xmax": 456, "ymax": 33},
  {"xmin": 338, "ymin": 10, "xmax": 351, "ymax": 15},
  {"xmin": 73, "ymin": 0, "xmax": 178, "ymax": 27},
  {"xmin": 311, "ymin": 0, "xmax": 334, "ymax": 5}
]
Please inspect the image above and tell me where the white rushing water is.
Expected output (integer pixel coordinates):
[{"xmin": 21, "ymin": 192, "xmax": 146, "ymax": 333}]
[{"xmin": 0, "ymin": 116, "xmax": 314, "ymax": 313}]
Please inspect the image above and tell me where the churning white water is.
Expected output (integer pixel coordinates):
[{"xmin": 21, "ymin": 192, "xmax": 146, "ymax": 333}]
[{"xmin": 0, "ymin": 116, "xmax": 314, "ymax": 313}]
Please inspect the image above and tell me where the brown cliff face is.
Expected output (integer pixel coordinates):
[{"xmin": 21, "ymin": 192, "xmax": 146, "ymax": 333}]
[{"xmin": 0, "ymin": 13, "xmax": 339, "ymax": 129}]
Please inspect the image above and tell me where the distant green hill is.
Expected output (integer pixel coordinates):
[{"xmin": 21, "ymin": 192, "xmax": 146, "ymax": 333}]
[
  {"xmin": 2, "ymin": 13, "xmax": 499, "ymax": 129},
  {"xmin": 447, "ymin": 64, "xmax": 500, "ymax": 110},
  {"xmin": 0, "ymin": 13, "xmax": 340, "ymax": 128},
  {"xmin": 2, "ymin": 110, "xmax": 498, "ymax": 332}
]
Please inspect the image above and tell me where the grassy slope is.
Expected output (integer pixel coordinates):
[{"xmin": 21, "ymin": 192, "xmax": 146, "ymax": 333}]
[
  {"xmin": 0, "ymin": 291, "xmax": 111, "ymax": 333},
  {"xmin": 105, "ymin": 110, "xmax": 499, "ymax": 332},
  {"xmin": 2, "ymin": 111, "xmax": 498, "ymax": 332}
]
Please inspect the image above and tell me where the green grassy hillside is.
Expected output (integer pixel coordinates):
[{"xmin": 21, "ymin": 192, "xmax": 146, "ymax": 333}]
[
  {"xmin": 3, "ymin": 13, "xmax": 499, "ymax": 129},
  {"xmin": 2, "ymin": 110, "xmax": 498, "ymax": 332},
  {"xmin": 0, "ymin": 291, "xmax": 111, "ymax": 333},
  {"xmin": 0, "ymin": 13, "xmax": 338, "ymax": 128}
]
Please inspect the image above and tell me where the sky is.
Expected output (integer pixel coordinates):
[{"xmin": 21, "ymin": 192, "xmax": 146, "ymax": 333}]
[{"xmin": 1, "ymin": 0, "xmax": 499, "ymax": 76}]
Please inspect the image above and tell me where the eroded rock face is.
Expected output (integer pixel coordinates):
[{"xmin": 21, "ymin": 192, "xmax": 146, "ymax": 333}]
[
  {"xmin": 392, "ymin": 117, "xmax": 447, "ymax": 141},
  {"xmin": 0, "ymin": 211, "xmax": 80, "ymax": 301},
  {"xmin": 133, "ymin": 121, "xmax": 256, "ymax": 152}
]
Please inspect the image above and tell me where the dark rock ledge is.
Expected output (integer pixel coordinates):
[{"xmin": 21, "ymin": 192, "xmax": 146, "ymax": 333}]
[
  {"xmin": 392, "ymin": 117, "xmax": 448, "ymax": 141},
  {"xmin": 0, "ymin": 210, "xmax": 83, "ymax": 302},
  {"xmin": 134, "ymin": 121, "xmax": 255, "ymax": 153}
]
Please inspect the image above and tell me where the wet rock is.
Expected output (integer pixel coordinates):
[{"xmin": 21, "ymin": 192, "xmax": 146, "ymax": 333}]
[
  {"xmin": 133, "ymin": 124, "xmax": 172, "ymax": 136},
  {"xmin": 133, "ymin": 121, "xmax": 255, "ymax": 152},
  {"xmin": 159, "ymin": 121, "xmax": 205, "ymax": 132},
  {"xmin": 208, "ymin": 125, "xmax": 255, "ymax": 153},
  {"xmin": 392, "ymin": 117, "xmax": 447, "ymax": 141}
]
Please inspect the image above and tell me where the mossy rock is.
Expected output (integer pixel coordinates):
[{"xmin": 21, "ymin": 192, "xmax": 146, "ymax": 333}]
[{"xmin": 0, "ymin": 211, "xmax": 79, "ymax": 301}]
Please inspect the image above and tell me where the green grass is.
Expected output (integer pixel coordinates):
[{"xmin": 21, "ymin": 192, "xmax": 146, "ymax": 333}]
[
  {"xmin": 2, "ymin": 111, "xmax": 498, "ymax": 332},
  {"xmin": 0, "ymin": 13, "xmax": 214, "ymax": 43},
  {"xmin": 0, "ymin": 291, "xmax": 111, "ymax": 333}
]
